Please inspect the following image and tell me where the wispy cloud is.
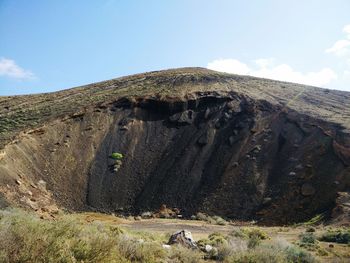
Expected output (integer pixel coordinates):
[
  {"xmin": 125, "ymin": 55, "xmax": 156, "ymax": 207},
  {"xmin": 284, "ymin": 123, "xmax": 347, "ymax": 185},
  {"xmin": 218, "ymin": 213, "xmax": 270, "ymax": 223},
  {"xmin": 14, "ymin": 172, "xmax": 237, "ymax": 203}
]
[
  {"xmin": 0, "ymin": 58, "xmax": 36, "ymax": 80},
  {"xmin": 325, "ymin": 24, "xmax": 350, "ymax": 57},
  {"xmin": 207, "ymin": 58, "xmax": 337, "ymax": 87}
]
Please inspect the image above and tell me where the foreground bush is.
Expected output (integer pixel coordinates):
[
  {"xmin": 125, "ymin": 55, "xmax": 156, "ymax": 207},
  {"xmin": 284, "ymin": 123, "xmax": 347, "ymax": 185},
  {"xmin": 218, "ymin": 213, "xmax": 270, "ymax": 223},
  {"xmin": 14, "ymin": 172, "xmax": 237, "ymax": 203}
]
[
  {"xmin": 223, "ymin": 242, "xmax": 316, "ymax": 263},
  {"xmin": 0, "ymin": 209, "xmax": 124, "ymax": 262},
  {"xmin": 0, "ymin": 209, "xmax": 203, "ymax": 263},
  {"xmin": 0, "ymin": 209, "xmax": 317, "ymax": 263},
  {"xmin": 198, "ymin": 230, "xmax": 315, "ymax": 263}
]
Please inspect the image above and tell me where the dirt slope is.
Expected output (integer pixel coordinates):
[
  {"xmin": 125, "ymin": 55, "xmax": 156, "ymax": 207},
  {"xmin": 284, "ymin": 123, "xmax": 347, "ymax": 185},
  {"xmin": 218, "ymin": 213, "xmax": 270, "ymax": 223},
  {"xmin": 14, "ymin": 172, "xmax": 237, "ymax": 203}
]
[{"xmin": 0, "ymin": 67, "xmax": 349, "ymax": 224}]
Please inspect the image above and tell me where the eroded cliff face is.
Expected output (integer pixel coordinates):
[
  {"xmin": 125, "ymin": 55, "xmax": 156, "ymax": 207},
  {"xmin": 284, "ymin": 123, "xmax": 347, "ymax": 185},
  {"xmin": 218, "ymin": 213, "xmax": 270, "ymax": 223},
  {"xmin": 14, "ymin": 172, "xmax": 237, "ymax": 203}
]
[{"xmin": 0, "ymin": 91, "xmax": 349, "ymax": 224}]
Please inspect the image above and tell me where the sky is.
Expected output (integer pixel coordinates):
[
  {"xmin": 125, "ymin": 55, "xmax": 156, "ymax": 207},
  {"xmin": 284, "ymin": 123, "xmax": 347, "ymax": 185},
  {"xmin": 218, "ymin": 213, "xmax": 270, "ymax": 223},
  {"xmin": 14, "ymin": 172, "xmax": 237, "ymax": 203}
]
[{"xmin": 1, "ymin": 0, "xmax": 350, "ymax": 96}]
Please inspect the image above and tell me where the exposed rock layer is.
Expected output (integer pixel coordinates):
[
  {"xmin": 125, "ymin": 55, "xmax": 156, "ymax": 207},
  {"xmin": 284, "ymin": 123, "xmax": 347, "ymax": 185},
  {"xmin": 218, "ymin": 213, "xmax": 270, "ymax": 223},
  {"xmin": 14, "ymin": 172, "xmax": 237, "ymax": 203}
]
[{"xmin": 0, "ymin": 68, "xmax": 349, "ymax": 224}]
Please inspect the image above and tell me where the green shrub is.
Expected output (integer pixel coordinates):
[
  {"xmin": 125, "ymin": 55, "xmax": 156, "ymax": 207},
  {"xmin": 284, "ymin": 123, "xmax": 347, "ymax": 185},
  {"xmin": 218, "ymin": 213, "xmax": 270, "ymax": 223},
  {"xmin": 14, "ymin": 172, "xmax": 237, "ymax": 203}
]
[
  {"xmin": 111, "ymin": 152, "xmax": 123, "ymax": 160},
  {"xmin": 229, "ymin": 229, "xmax": 248, "ymax": 239},
  {"xmin": 212, "ymin": 215, "xmax": 228, "ymax": 225},
  {"xmin": 167, "ymin": 245, "xmax": 204, "ymax": 263},
  {"xmin": 208, "ymin": 232, "xmax": 227, "ymax": 244},
  {"xmin": 230, "ymin": 227, "xmax": 269, "ymax": 241},
  {"xmin": 195, "ymin": 212, "xmax": 228, "ymax": 225},
  {"xmin": 285, "ymin": 246, "xmax": 316, "ymax": 263},
  {"xmin": 0, "ymin": 209, "xmax": 124, "ymax": 262},
  {"xmin": 0, "ymin": 209, "xmax": 203, "ymax": 263},
  {"xmin": 225, "ymin": 243, "xmax": 316, "ymax": 263},
  {"xmin": 247, "ymin": 234, "xmax": 261, "ymax": 249},
  {"xmin": 196, "ymin": 212, "xmax": 208, "ymax": 221},
  {"xmin": 297, "ymin": 233, "xmax": 320, "ymax": 252},
  {"xmin": 198, "ymin": 232, "xmax": 228, "ymax": 251},
  {"xmin": 319, "ymin": 228, "xmax": 350, "ymax": 244},
  {"xmin": 299, "ymin": 233, "xmax": 316, "ymax": 244}
]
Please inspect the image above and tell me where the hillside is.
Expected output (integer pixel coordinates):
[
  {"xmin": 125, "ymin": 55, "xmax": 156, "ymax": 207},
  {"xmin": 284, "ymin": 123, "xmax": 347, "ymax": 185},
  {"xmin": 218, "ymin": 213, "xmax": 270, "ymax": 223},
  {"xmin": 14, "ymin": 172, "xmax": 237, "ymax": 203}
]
[{"xmin": 0, "ymin": 67, "xmax": 349, "ymax": 224}]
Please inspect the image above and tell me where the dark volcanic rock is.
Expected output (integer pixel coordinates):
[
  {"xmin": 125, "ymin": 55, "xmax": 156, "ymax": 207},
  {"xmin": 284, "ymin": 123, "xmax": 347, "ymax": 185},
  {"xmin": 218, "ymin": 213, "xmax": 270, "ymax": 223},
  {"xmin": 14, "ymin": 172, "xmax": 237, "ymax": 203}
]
[
  {"xmin": 0, "ymin": 67, "xmax": 349, "ymax": 225},
  {"xmin": 168, "ymin": 230, "xmax": 197, "ymax": 249}
]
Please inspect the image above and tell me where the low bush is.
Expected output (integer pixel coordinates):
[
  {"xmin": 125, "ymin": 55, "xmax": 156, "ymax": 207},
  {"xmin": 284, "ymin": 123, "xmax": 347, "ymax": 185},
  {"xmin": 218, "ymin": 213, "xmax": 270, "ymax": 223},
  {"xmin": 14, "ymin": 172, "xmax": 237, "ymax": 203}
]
[
  {"xmin": 195, "ymin": 212, "xmax": 228, "ymax": 225},
  {"xmin": 247, "ymin": 234, "xmax": 261, "ymax": 249},
  {"xmin": 319, "ymin": 228, "xmax": 350, "ymax": 244},
  {"xmin": 297, "ymin": 233, "xmax": 318, "ymax": 252},
  {"xmin": 229, "ymin": 227, "xmax": 269, "ymax": 241},
  {"xmin": 284, "ymin": 245, "xmax": 317, "ymax": 263},
  {"xmin": 0, "ymin": 209, "xmax": 204, "ymax": 263},
  {"xmin": 299, "ymin": 233, "xmax": 317, "ymax": 244},
  {"xmin": 167, "ymin": 245, "xmax": 204, "ymax": 263},
  {"xmin": 224, "ymin": 243, "xmax": 316, "ymax": 263},
  {"xmin": 197, "ymin": 232, "xmax": 228, "ymax": 252},
  {"xmin": 212, "ymin": 215, "xmax": 228, "ymax": 226}
]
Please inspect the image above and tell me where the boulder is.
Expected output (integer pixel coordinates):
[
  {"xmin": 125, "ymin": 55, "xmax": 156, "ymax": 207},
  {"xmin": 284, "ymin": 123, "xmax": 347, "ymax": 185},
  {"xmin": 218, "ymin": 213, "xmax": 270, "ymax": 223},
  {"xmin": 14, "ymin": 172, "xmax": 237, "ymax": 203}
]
[{"xmin": 168, "ymin": 230, "xmax": 197, "ymax": 249}]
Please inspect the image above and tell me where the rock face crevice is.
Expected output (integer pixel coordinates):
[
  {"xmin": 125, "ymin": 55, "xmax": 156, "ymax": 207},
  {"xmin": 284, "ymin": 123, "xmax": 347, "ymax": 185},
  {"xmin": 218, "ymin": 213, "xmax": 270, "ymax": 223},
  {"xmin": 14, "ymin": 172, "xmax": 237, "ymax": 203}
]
[{"xmin": 0, "ymin": 68, "xmax": 349, "ymax": 224}]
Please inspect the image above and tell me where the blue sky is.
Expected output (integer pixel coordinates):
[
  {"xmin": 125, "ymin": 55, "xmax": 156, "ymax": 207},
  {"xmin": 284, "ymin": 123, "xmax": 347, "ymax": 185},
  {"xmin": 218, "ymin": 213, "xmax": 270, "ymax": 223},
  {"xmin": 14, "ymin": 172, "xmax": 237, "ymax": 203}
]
[{"xmin": 1, "ymin": 0, "xmax": 350, "ymax": 95}]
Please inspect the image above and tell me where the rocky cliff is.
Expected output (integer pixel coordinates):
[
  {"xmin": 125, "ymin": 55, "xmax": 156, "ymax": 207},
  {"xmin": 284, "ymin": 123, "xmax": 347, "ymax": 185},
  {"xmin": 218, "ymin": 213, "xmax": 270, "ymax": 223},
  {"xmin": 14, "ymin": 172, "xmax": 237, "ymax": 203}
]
[{"xmin": 0, "ymin": 67, "xmax": 349, "ymax": 224}]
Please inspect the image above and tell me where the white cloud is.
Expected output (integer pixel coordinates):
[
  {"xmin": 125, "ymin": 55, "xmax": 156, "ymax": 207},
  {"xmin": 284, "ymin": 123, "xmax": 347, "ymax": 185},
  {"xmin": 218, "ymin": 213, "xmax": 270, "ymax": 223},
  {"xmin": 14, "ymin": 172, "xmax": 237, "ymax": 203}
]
[
  {"xmin": 0, "ymin": 58, "xmax": 35, "ymax": 80},
  {"xmin": 325, "ymin": 40, "xmax": 350, "ymax": 56},
  {"xmin": 326, "ymin": 24, "xmax": 350, "ymax": 57},
  {"xmin": 207, "ymin": 58, "xmax": 337, "ymax": 87},
  {"xmin": 343, "ymin": 24, "xmax": 350, "ymax": 36}
]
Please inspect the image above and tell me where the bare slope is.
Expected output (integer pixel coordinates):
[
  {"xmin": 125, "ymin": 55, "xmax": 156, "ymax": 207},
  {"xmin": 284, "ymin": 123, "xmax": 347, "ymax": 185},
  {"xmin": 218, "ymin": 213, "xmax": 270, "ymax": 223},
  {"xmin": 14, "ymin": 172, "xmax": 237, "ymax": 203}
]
[{"xmin": 0, "ymin": 67, "xmax": 349, "ymax": 224}]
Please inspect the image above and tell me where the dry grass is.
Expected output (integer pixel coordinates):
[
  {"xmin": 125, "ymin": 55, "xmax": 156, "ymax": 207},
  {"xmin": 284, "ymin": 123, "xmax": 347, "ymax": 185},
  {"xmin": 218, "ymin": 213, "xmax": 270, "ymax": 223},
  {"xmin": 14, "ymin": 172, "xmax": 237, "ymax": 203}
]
[
  {"xmin": 0, "ymin": 209, "xmax": 202, "ymax": 263},
  {"xmin": 4, "ymin": 209, "xmax": 350, "ymax": 263}
]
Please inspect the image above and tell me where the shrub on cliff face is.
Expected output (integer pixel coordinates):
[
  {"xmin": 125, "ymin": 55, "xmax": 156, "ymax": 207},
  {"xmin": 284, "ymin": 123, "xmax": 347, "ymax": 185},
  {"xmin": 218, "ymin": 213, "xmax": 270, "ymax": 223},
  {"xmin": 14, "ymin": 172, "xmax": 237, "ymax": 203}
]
[
  {"xmin": 111, "ymin": 152, "xmax": 123, "ymax": 173},
  {"xmin": 111, "ymin": 152, "xmax": 123, "ymax": 160}
]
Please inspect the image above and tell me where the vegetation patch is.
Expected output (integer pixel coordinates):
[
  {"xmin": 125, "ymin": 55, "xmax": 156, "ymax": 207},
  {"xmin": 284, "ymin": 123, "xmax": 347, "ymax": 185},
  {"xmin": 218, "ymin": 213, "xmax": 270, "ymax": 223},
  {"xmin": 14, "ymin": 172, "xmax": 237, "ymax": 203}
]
[
  {"xmin": 111, "ymin": 152, "xmax": 123, "ymax": 173},
  {"xmin": 199, "ymin": 231, "xmax": 315, "ymax": 263},
  {"xmin": 319, "ymin": 228, "xmax": 350, "ymax": 244},
  {"xmin": 0, "ymin": 209, "xmax": 203, "ymax": 263},
  {"xmin": 111, "ymin": 152, "xmax": 124, "ymax": 160},
  {"xmin": 229, "ymin": 227, "xmax": 269, "ymax": 241},
  {"xmin": 194, "ymin": 212, "xmax": 228, "ymax": 225},
  {"xmin": 296, "ymin": 232, "xmax": 329, "ymax": 256}
]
